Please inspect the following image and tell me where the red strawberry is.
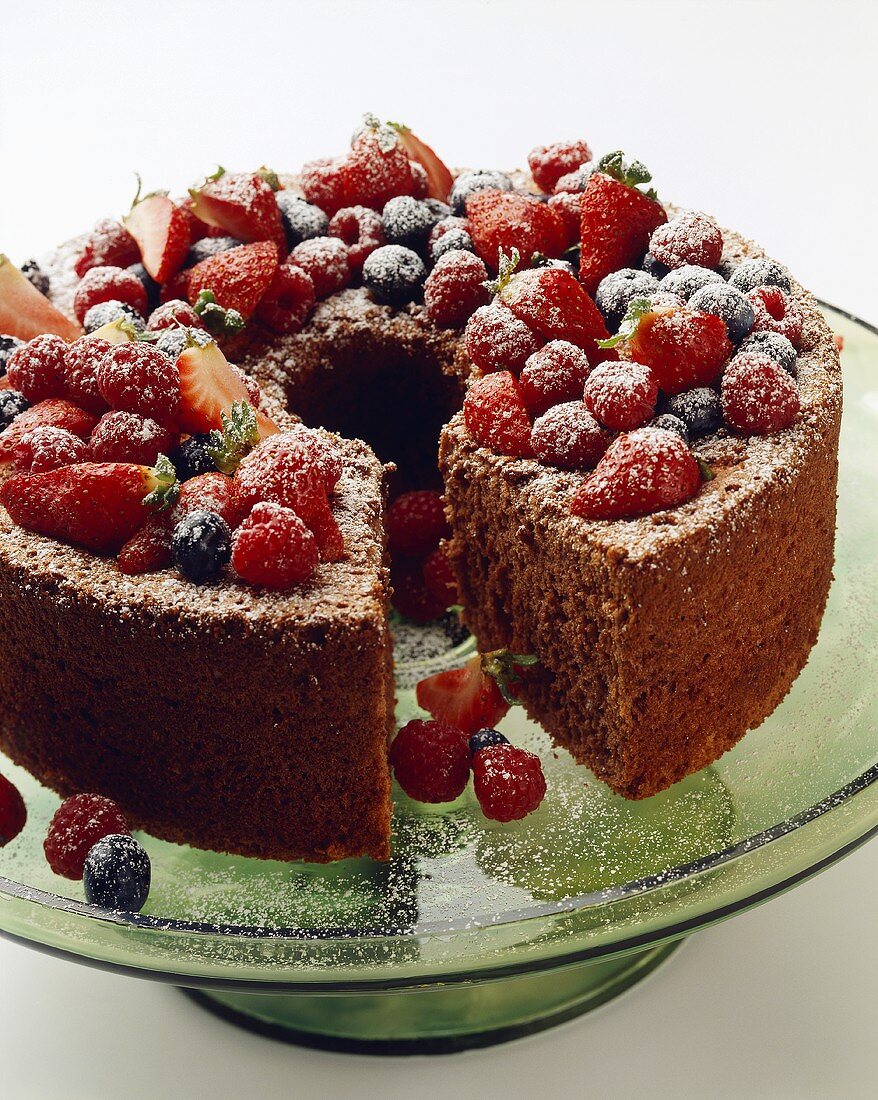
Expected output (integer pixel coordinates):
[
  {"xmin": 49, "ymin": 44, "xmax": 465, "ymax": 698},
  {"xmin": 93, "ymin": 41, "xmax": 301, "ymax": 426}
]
[
  {"xmin": 255, "ymin": 263, "xmax": 316, "ymax": 334},
  {"xmin": 385, "ymin": 490, "xmax": 449, "ymax": 557},
  {"xmin": 528, "ymin": 139, "xmax": 593, "ymax": 193},
  {"xmin": 0, "ymin": 254, "xmax": 82, "ymax": 342},
  {"xmin": 0, "ymin": 399, "xmax": 98, "ymax": 461},
  {"xmin": 176, "ymin": 338, "xmax": 279, "ymax": 438},
  {"xmin": 97, "ymin": 342, "xmax": 181, "ymax": 427},
  {"xmin": 570, "ymin": 426, "xmax": 702, "ymax": 520},
  {"xmin": 117, "ymin": 512, "xmax": 173, "ymax": 574},
  {"xmin": 74, "ymin": 219, "xmax": 140, "ymax": 278},
  {"xmin": 463, "ymin": 371, "xmax": 534, "ymax": 458},
  {"xmin": 416, "ymin": 649, "xmax": 536, "ymax": 737},
  {"xmin": 623, "ymin": 306, "xmax": 732, "ymax": 395},
  {"xmin": 124, "ymin": 193, "xmax": 191, "ymax": 283},
  {"xmin": 0, "ymin": 456, "xmax": 179, "ymax": 553},
  {"xmin": 467, "ymin": 190, "xmax": 567, "ymax": 271},
  {"xmin": 390, "ymin": 124, "xmax": 454, "ymax": 202},
  {"xmin": 579, "ymin": 153, "xmax": 667, "ymax": 295},
  {"xmin": 12, "ymin": 426, "xmax": 90, "ymax": 473},
  {"xmin": 188, "ymin": 170, "xmax": 285, "ymax": 250},
  {"xmin": 174, "ymin": 471, "xmax": 243, "ymax": 530},
  {"xmin": 0, "ymin": 771, "xmax": 27, "ymax": 845},
  {"xmin": 391, "ymin": 557, "xmax": 448, "ymax": 623},
  {"xmin": 721, "ymin": 351, "xmax": 800, "ymax": 434},
  {"xmin": 186, "ymin": 241, "xmax": 279, "ymax": 320},
  {"xmin": 343, "ymin": 119, "xmax": 416, "ymax": 209},
  {"xmin": 160, "ymin": 267, "xmax": 191, "ymax": 305},
  {"xmin": 547, "ymin": 191, "xmax": 583, "ymax": 245},
  {"xmin": 231, "ymin": 501, "xmax": 319, "ymax": 589},
  {"xmin": 90, "ymin": 410, "xmax": 178, "ymax": 465}
]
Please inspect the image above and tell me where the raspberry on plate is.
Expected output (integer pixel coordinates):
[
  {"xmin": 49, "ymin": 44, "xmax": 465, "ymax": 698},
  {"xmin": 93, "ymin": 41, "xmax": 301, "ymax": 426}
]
[
  {"xmin": 583, "ymin": 359, "xmax": 658, "ymax": 431},
  {"xmin": 388, "ymin": 719, "xmax": 470, "ymax": 804},
  {"xmin": 328, "ymin": 206, "xmax": 385, "ymax": 272},
  {"xmin": 6, "ymin": 334, "xmax": 68, "ymax": 402},
  {"xmin": 747, "ymin": 286, "xmax": 804, "ymax": 348},
  {"xmin": 231, "ymin": 501, "xmax": 320, "ymax": 588},
  {"xmin": 385, "ymin": 489, "xmax": 449, "ymax": 557},
  {"xmin": 528, "ymin": 139, "xmax": 593, "ymax": 193},
  {"xmin": 44, "ymin": 793, "xmax": 130, "ymax": 879},
  {"xmin": 89, "ymin": 410, "xmax": 178, "ymax": 465},
  {"xmin": 721, "ymin": 351, "xmax": 801, "ymax": 435},
  {"xmin": 649, "ymin": 211, "xmax": 723, "ymax": 271},
  {"xmin": 472, "ymin": 743, "xmax": 546, "ymax": 822},
  {"xmin": 423, "ymin": 249, "xmax": 489, "ymax": 329},
  {"xmin": 289, "ymin": 237, "xmax": 351, "ymax": 299},
  {"xmin": 13, "ymin": 425, "xmax": 90, "ymax": 473},
  {"xmin": 463, "ymin": 303, "xmax": 541, "ymax": 375},
  {"xmin": 463, "ymin": 371, "xmax": 534, "ymax": 458},
  {"xmin": 0, "ymin": 771, "xmax": 27, "ymax": 845},
  {"xmin": 519, "ymin": 340, "xmax": 592, "ymax": 416},
  {"xmin": 256, "ymin": 263, "xmax": 316, "ymax": 334},
  {"xmin": 72, "ymin": 266, "xmax": 148, "ymax": 325},
  {"xmin": 530, "ymin": 401, "xmax": 611, "ymax": 470},
  {"xmin": 97, "ymin": 342, "xmax": 181, "ymax": 427}
]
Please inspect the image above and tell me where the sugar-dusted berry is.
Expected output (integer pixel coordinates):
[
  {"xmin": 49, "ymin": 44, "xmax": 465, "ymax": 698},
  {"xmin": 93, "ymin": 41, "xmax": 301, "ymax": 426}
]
[
  {"xmin": 467, "ymin": 189, "xmax": 567, "ymax": 271},
  {"xmin": 83, "ymin": 834, "xmax": 151, "ymax": 912},
  {"xmin": 449, "ymin": 170, "xmax": 513, "ymax": 216},
  {"xmin": 463, "ymin": 303, "xmax": 541, "ymax": 374},
  {"xmin": 174, "ymin": 471, "xmax": 242, "ymax": 530},
  {"xmin": 90, "ymin": 410, "xmax": 177, "ymax": 465},
  {"xmin": 595, "ymin": 268, "xmax": 659, "ymax": 332},
  {"xmin": 44, "ymin": 793, "xmax": 130, "ymax": 879},
  {"xmin": 13, "ymin": 426, "xmax": 90, "ymax": 473},
  {"xmin": 649, "ymin": 413, "xmax": 689, "ymax": 441},
  {"xmin": 6, "ymin": 334, "xmax": 68, "ymax": 402},
  {"xmin": 519, "ymin": 340, "xmax": 591, "ymax": 416},
  {"xmin": 688, "ymin": 282, "xmax": 755, "ymax": 344},
  {"xmin": 721, "ymin": 351, "xmax": 801, "ymax": 434},
  {"xmin": 584, "ymin": 359, "xmax": 658, "ymax": 430},
  {"xmin": 171, "ymin": 509, "xmax": 232, "ymax": 584},
  {"xmin": 0, "ymin": 399, "xmax": 98, "ymax": 461},
  {"xmin": 146, "ymin": 299, "xmax": 200, "ymax": 332},
  {"xmin": 389, "ymin": 719, "xmax": 470, "ymax": 804},
  {"xmin": 528, "ymin": 139, "xmax": 593, "ymax": 193},
  {"xmin": 328, "ymin": 206, "xmax": 385, "ymax": 272},
  {"xmin": 74, "ymin": 219, "xmax": 140, "ymax": 278},
  {"xmin": 424, "ymin": 249, "xmax": 489, "ymax": 329},
  {"xmin": 232, "ymin": 500, "xmax": 320, "ymax": 588},
  {"xmin": 739, "ymin": 330, "xmax": 797, "ymax": 375},
  {"xmin": 531, "ymin": 401, "xmax": 611, "ymax": 470},
  {"xmin": 659, "ymin": 265, "xmax": 724, "ymax": 301},
  {"xmin": 472, "ymin": 744, "xmax": 546, "ymax": 822},
  {"xmin": 0, "ymin": 771, "xmax": 26, "ymax": 846},
  {"xmin": 664, "ymin": 386, "xmax": 723, "ymax": 438},
  {"xmin": 256, "ymin": 263, "xmax": 316, "ymax": 334},
  {"xmin": 276, "ymin": 193, "xmax": 329, "ymax": 249},
  {"xmin": 729, "ymin": 258, "xmax": 791, "ymax": 294},
  {"xmin": 117, "ymin": 513, "xmax": 173, "ymax": 575},
  {"xmin": 382, "ymin": 196, "xmax": 438, "ymax": 251},
  {"xmin": 82, "ymin": 300, "xmax": 144, "ymax": 335},
  {"xmin": 747, "ymin": 286, "xmax": 804, "ymax": 348},
  {"xmin": 385, "ymin": 489, "xmax": 449, "ymax": 557},
  {"xmin": 97, "ymin": 342, "xmax": 181, "ymax": 426},
  {"xmin": 553, "ymin": 164, "xmax": 595, "ymax": 194},
  {"xmin": 63, "ymin": 337, "xmax": 111, "ymax": 414},
  {"xmin": 343, "ymin": 119, "xmax": 416, "ymax": 210},
  {"xmin": 649, "ymin": 211, "xmax": 723, "ymax": 271},
  {"xmin": 73, "ymin": 266, "xmax": 148, "ymax": 325},
  {"xmin": 0, "ymin": 390, "xmax": 30, "ymax": 431},
  {"xmin": 361, "ymin": 245, "xmax": 426, "ymax": 306},
  {"xmin": 623, "ymin": 305, "xmax": 732, "ymax": 395},
  {"xmin": 289, "ymin": 237, "xmax": 350, "ymax": 299},
  {"xmin": 463, "ymin": 371, "xmax": 534, "ymax": 458},
  {"xmin": 468, "ymin": 728, "xmax": 509, "ymax": 756},
  {"xmin": 0, "ymin": 334, "xmax": 24, "ymax": 377}
]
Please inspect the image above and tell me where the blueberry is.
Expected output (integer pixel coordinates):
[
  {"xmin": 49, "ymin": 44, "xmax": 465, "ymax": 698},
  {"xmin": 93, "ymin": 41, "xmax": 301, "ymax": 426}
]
[
  {"xmin": 650, "ymin": 413, "xmax": 689, "ymax": 442},
  {"xmin": 171, "ymin": 434, "xmax": 216, "ymax": 480},
  {"xmin": 276, "ymin": 193, "xmax": 329, "ymax": 250},
  {"xmin": 728, "ymin": 258, "xmax": 791, "ymax": 294},
  {"xmin": 660, "ymin": 265, "xmax": 724, "ymax": 301},
  {"xmin": 155, "ymin": 326, "xmax": 211, "ymax": 360},
  {"xmin": 688, "ymin": 282, "xmax": 755, "ymax": 343},
  {"xmin": 172, "ymin": 510, "xmax": 232, "ymax": 584},
  {"xmin": 0, "ymin": 334, "xmax": 24, "ymax": 377},
  {"xmin": 642, "ymin": 250, "xmax": 670, "ymax": 279},
  {"xmin": 555, "ymin": 163, "xmax": 595, "ymax": 192},
  {"xmin": 361, "ymin": 245, "xmax": 426, "ymax": 306},
  {"xmin": 127, "ymin": 262, "xmax": 161, "ymax": 312},
  {"xmin": 430, "ymin": 228, "xmax": 475, "ymax": 263},
  {"xmin": 595, "ymin": 268, "xmax": 659, "ymax": 330},
  {"xmin": 382, "ymin": 196, "xmax": 438, "ymax": 251},
  {"xmin": 468, "ymin": 728, "xmax": 509, "ymax": 756},
  {"xmin": 664, "ymin": 387, "xmax": 723, "ymax": 438},
  {"xmin": 441, "ymin": 609, "xmax": 471, "ymax": 647},
  {"xmin": 424, "ymin": 198, "xmax": 452, "ymax": 219},
  {"xmin": 0, "ymin": 389, "xmax": 29, "ymax": 429},
  {"xmin": 83, "ymin": 834, "xmax": 151, "ymax": 912},
  {"xmin": 185, "ymin": 236, "xmax": 243, "ymax": 268},
  {"xmin": 648, "ymin": 290, "xmax": 685, "ymax": 311},
  {"xmin": 83, "ymin": 300, "xmax": 145, "ymax": 334},
  {"xmin": 20, "ymin": 258, "xmax": 49, "ymax": 296},
  {"xmin": 449, "ymin": 170, "xmax": 513, "ymax": 215},
  {"xmin": 531, "ymin": 255, "xmax": 578, "ymax": 277},
  {"xmin": 739, "ymin": 330, "xmax": 798, "ymax": 375}
]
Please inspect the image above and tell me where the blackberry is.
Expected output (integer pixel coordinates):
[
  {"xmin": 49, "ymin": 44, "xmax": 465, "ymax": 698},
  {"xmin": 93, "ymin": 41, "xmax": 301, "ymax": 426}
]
[
  {"xmin": 171, "ymin": 433, "xmax": 216, "ymax": 480},
  {"xmin": 276, "ymin": 193, "xmax": 329, "ymax": 249},
  {"xmin": 650, "ymin": 413, "xmax": 689, "ymax": 442},
  {"xmin": 642, "ymin": 250, "xmax": 670, "ymax": 279},
  {"xmin": 449, "ymin": 170, "xmax": 513, "ymax": 215},
  {"xmin": 739, "ymin": 330, "xmax": 798, "ymax": 375},
  {"xmin": 361, "ymin": 245, "xmax": 426, "ymax": 306},
  {"xmin": 382, "ymin": 196, "xmax": 438, "ymax": 251},
  {"xmin": 21, "ymin": 258, "xmax": 50, "ymax": 296},
  {"xmin": 127, "ymin": 262, "xmax": 161, "ymax": 312},
  {"xmin": 430, "ymin": 227, "xmax": 475, "ymax": 263},
  {"xmin": 729, "ymin": 258, "xmax": 791, "ymax": 294},
  {"xmin": 660, "ymin": 265, "xmax": 724, "ymax": 301},
  {"xmin": 664, "ymin": 387, "xmax": 723, "ymax": 437},
  {"xmin": 688, "ymin": 282, "xmax": 755, "ymax": 343},
  {"xmin": 185, "ymin": 236, "xmax": 243, "ymax": 268},
  {"xmin": 82, "ymin": 299, "xmax": 145, "ymax": 334},
  {"xmin": 469, "ymin": 728, "xmax": 509, "ymax": 756},
  {"xmin": 0, "ymin": 335, "xmax": 24, "ymax": 377},
  {"xmin": 595, "ymin": 268, "xmax": 659, "ymax": 330},
  {"xmin": 0, "ymin": 390, "xmax": 29, "ymax": 429},
  {"xmin": 171, "ymin": 510, "xmax": 232, "ymax": 584},
  {"xmin": 83, "ymin": 834, "xmax": 151, "ymax": 912},
  {"xmin": 424, "ymin": 198, "xmax": 452, "ymax": 219},
  {"xmin": 716, "ymin": 258, "xmax": 738, "ymax": 280},
  {"xmin": 155, "ymin": 326, "xmax": 211, "ymax": 360}
]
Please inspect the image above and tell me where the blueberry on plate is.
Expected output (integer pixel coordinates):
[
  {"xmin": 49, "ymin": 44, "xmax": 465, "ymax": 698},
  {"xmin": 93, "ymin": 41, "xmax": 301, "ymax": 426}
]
[
  {"xmin": 172, "ymin": 510, "xmax": 232, "ymax": 584},
  {"xmin": 469, "ymin": 728, "xmax": 509, "ymax": 756},
  {"xmin": 83, "ymin": 834, "xmax": 151, "ymax": 912},
  {"xmin": 688, "ymin": 282, "xmax": 755, "ymax": 344},
  {"xmin": 362, "ymin": 245, "xmax": 427, "ymax": 306}
]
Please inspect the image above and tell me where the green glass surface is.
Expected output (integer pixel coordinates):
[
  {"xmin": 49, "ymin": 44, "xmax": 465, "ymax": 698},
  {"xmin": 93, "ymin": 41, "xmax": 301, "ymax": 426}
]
[{"xmin": 0, "ymin": 306, "xmax": 876, "ymax": 1045}]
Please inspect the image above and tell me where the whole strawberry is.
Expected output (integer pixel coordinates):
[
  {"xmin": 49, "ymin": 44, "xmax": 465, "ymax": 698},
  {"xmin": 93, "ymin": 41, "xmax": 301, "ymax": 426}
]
[
  {"xmin": 343, "ymin": 115, "xmax": 416, "ymax": 209},
  {"xmin": 467, "ymin": 189, "xmax": 567, "ymax": 271},
  {"xmin": 0, "ymin": 398, "xmax": 98, "ymax": 461}
]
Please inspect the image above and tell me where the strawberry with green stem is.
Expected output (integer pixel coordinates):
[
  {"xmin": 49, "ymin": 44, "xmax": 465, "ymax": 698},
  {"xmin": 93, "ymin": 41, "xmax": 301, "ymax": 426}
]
[
  {"xmin": 416, "ymin": 649, "xmax": 539, "ymax": 736},
  {"xmin": 188, "ymin": 167, "xmax": 285, "ymax": 251}
]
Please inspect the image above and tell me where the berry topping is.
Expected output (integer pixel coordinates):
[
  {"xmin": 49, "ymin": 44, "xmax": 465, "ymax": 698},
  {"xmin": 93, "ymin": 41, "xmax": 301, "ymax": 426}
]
[
  {"xmin": 472, "ymin": 744, "xmax": 546, "ymax": 822},
  {"xmin": 382, "ymin": 195, "xmax": 438, "ymax": 251},
  {"xmin": 463, "ymin": 371, "xmax": 534, "ymax": 458},
  {"xmin": 90, "ymin": 410, "xmax": 177, "ymax": 465},
  {"xmin": 343, "ymin": 117, "xmax": 417, "ymax": 209},
  {"xmin": 530, "ymin": 401, "xmax": 611, "ymax": 469},
  {"xmin": 75, "ymin": 220, "xmax": 141, "ymax": 278},
  {"xmin": 361, "ymin": 245, "xmax": 426, "ymax": 306},
  {"xmin": 688, "ymin": 282, "xmax": 755, "ymax": 344},
  {"xmin": 185, "ymin": 236, "xmax": 243, "ymax": 267},
  {"xmin": 546, "ymin": 190, "xmax": 583, "ymax": 244},
  {"xmin": 124, "ymin": 191, "xmax": 191, "ymax": 283},
  {"xmin": 389, "ymin": 124, "xmax": 454, "ymax": 203},
  {"xmin": 155, "ymin": 326, "xmax": 210, "ymax": 361},
  {"xmin": 171, "ymin": 509, "xmax": 232, "ymax": 583},
  {"xmin": 82, "ymin": 300, "xmax": 144, "ymax": 334},
  {"xmin": 117, "ymin": 513, "xmax": 173, "ymax": 575},
  {"xmin": 747, "ymin": 286, "xmax": 804, "ymax": 348},
  {"xmin": 289, "ymin": 237, "xmax": 350, "ymax": 299},
  {"xmin": 186, "ymin": 240, "xmax": 279, "ymax": 321},
  {"xmin": 449, "ymin": 170, "xmax": 513, "ymax": 216},
  {"xmin": 423, "ymin": 249, "xmax": 489, "ymax": 329},
  {"xmin": 0, "ymin": 399, "xmax": 98, "ymax": 461},
  {"xmin": 83, "ymin": 834, "xmax": 151, "ymax": 912},
  {"xmin": 519, "ymin": 340, "xmax": 592, "ymax": 415},
  {"xmin": 528, "ymin": 139, "xmax": 593, "ymax": 193},
  {"xmin": 664, "ymin": 386, "xmax": 723, "ymax": 438},
  {"xmin": 553, "ymin": 164, "xmax": 596, "ymax": 194},
  {"xmin": 44, "ymin": 793, "xmax": 130, "ymax": 879},
  {"xmin": 0, "ymin": 772, "xmax": 26, "ymax": 845},
  {"xmin": 649, "ymin": 412, "xmax": 689, "ymax": 441},
  {"xmin": 97, "ymin": 342, "xmax": 181, "ymax": 426},
  {"xmin": 276, "ymin": 193, "xmax": 330, "ymax": 249},
  {"xmin": 73, "ymin": 266, "xmax": 148, "ymax": 325},
  {"xmin": 430, "ymin": 225, "xmax": 474, "ymax": 263},
  {"xmin": 300, "ymin": 156, "xmax": 348, "ymax": 216},
  {"xmin": 739, "ymin": 330, "xmax": 797, "ymax": 375},
  {"xmin": 423, "ymin": 544, "xmax": 458, "ymax": 606},
  {"xmin": 386, "ymin": 489, "xmax": 449, "ymax": 557},
  {"xmin": 0, "ymin": 255, "xmax": 82, "ymax": 343},
  {"xmin": 174, "ymin": 471, "xmax": 242, "ymax": 529},
  {"xmin": 232, "ymin": 501, "xmax": 320, "ymax": 588},
  {"xmin": 721, "ymin": 351, "xmax": 801, "ymax": 434},
  {"xmin": 146, "ymin": 299, "xmax": 201, "ymax": 332},
  {"xmin": 389, "ymin": 719, "xmax": 470, "ymax": 804},
  {"xmin": 0, "ymin": 390, "xmax": 29, "ymax": 431},
  {"xmin": 416, "ymin": 649, "xmax": 537, "ymax": 736},
  {"xmin": 583, "ymin": 359, "xmax": 658, "ymax": 430},
  {"xmin": 468, "ymin": 728, "xmax": 509, "ymax": 756},
  {"xmin": 728, "ymin": 258, "xmax": 791, "ymax": 294},
  {"xmin": 391, "ymin": 557, "xmax": 448, "ymax": 623},
  {"xmin": 328, "ymin": 206, "xmax": 385, "ymax": 272},
  {"xmin": 176, "ymin": 338, "xmax": 278, "ymax": 438},
  {"xmin": 170, "ymin": 432, "xmax": 216, "ymax": 480},
  {"xmin": 0, "ymin": 334, "xmax": 24, "ymax": 376},
  {"xmin": 467, "ymin": 189, "xmax": 566, "ymax": 271},
  {"xmin": 21, "ymin": 259, "xmax": 50, "ymax": 296},
  {"xmin": 649, "ymin": 211, "xmax": 723, "ymax": 271},
  {"xmin": 596, "ymin": 268, "xmax": 659, "ymax": 331},
  {"xmin": 256, "ymin": 262, "xmax": 316, "ymax": 334},
  {"xmin": 570, "ymin": 426, "xmax": 702, "ymax": 521},
  {"xmin": 659, "ymin": 264, "xmax": 724, "ymax": 301},
  {"xmin": 13, "ymin": 426, "xmax": 90, "ymax": 473},
  {"xmin": 188, "ymin": 169, "xmax": 285, "ymax": 249},
  {"xmin": 464, "ymin": 303, "xmax": 540, "ymax": 374},
  {"xmin": 6, "ymin": 334, "xmax": 68, "ymax": 402}
]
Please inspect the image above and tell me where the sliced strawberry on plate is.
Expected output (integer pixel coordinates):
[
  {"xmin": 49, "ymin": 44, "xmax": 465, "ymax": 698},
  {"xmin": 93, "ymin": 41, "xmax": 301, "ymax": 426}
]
[
  {"xmin": 176, "ymin": 337, "xmax": 279, "ymax": 438},
  {"xmin": 0, "ymin": 255, "xmax": 82, "ymax": 342},
  {"xmin": 415, "ymin": 649, "xmax": 539, "ymax": 737},
  {"xmin": 186, "ymin": 241, "xmax": 279, "ymax": 320},
  {"xmin": 188, "ymin": 169, "xmax": 285, "ymax": 249},
  {"xmin": 0, "ymin": 399, "xmax": 98, "ymax": 461},
  {"xmin": 390, "ymin": 123, "xmax": 454, "ymax": 202},
  {"xmin": 467, "ymin": 190, "xmax": 567, "ymax": 272},
  {"xmin": 124, "ymin": 192, "xmax": 191, "ymax": 283},
  {"xmin": 0, "ymin": 456, "xmax": 179, "ymax": 553}
]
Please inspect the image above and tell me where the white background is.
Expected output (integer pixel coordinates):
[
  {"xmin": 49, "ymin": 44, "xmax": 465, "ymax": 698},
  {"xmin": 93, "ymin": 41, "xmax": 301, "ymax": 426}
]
[{"xmin": 1, "ymin": 1, "xmax": 877, "ymax": 1096}]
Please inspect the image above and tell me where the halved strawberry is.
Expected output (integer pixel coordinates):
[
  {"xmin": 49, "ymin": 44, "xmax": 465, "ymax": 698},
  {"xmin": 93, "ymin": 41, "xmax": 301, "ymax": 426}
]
[
  {"xmin": 0, "ymin": 456, "xmax": 179, "ymax": 553},
  {"xmin": 0, "ymin": 399, "xmax": 98, "ymax": 462},
  {"xmin": 390, "ymin": 123, "xmax": 453, "ymax": 202},
  {"xmin": 467, "ymin": 190, "xmax": 567, "ymax": 272},
  {"xmin": 0, "ymin": 255, "xmax": 82, "ymax": 342},
  {"xmin": 415, "ymin": 650, "xmax": 538, "ymax": 737},
  {"xmin": 176, "ymin": 337, "xmax": 279, "ymax": 437},
  {"xmin": 186, "ymin": 241, "xmax": 279, "ymax": 320},
  {"xmin": 188, "ymin": 170, "xmax": 285, "ymax": 250},
  {"xmin": 124, "ymin": 192, "xmax": 191, "ymax": 283}
]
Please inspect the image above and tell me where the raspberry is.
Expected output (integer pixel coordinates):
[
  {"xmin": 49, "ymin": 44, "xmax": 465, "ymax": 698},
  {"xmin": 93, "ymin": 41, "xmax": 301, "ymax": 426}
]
[
  {"xmin": 63, "ymin": 337, "xmax": 112, "ymax": 414},
  {"xmin": 289, "ymin": 237, "xmax": 351, "ymax": 299},
  {"xmin": 44, "ymin": 793, "xmax": 130, "ymax": 879},
  {"xmin": 97, "ymin": 343, "xmax": 181, "ymax": 427},
  {"xmin": 389, "ymin": 719, "xmax": 470, "ymax": 804},
  {"xmin": 74, "ymin": 219, "xmax": 140, "ymax": 278},
  {"xmin": 174, "ymin": 471, "xmax": 242, "ymax": 529},
  {"xmin": 13, "ymin": 426, "xmax": 90, "ymax": 473},
  {"xmin": 300, "ymin": 156, "xmax": 349, "ymax": 216},
  {"xmin": 89, "ymin": 410, "xmax": 178, "ymax": 465},
  {"xmin": 531, "ymin": 401, "xmax": 611, "ymax": 470},
  {"xmin": 73, "ymin": 266, "xmax": 148, "ymax": 325},
  {"xmin": 472, "ymin": 744, "xmax": 546, "ymax": 822},
  {"xmin": 721, "ymin": 351, "xmax": 800, "ymax": 435},
  {"xmin": 6, "ymin": 334, "xmax": 68, "ymax": 402},
  {"xmin": 232, "ymin": 501, "xmax": 320, "ymax": 589},
  {"xmin": 117, "ymin": 513, "xmax": 173, "ymax": 575},
  {"xmin": 463, "ymin": 304, "xmax": 541, "ymax": 374},
  {"xmin": 0, "ymin": 771, "xmax": 27, "ymax": 845},
  {"xmin": 649, "ymin": 212, "xmax": 724, "ymax": 271},
  {"xmin": 552, "ymin": 164, "xmax": 596, "ymax": 194},
  {"xmin": 255, "ymin": 262, "xmax": 316, "ymax": 334},
  {"xmin": 328, "ymin": 206, "xmax": 386, "ymax": 272},
  {"xmin": 547, "ymin": 191, "xmax": 582, "ymax": 244},
  {"xmin": 146, "ymin": 299, "xmax": 200, "ymax": 332},
  {"xmin": 385, "ymin": 489, "xmax": 449, "ymax": 557},
  {"xmin": 343, "ymin": 127, "xmax": 415, "ymax": 210},
  {"xmin": 391, "ymin": 557, "xmax": 448, "ymax": 622},
  {"xmin": 747, "ymin": 286, "xmax": 804, "ymax": 348},
  {"xmin": 463, "ymin": 371, "xmax": 534, "ymax": 458},
  {"xmin": 423, "ymin": 544, "xmax": 458, "ymax": 605},
  {"xmin": 583, "ymin": 359, "xmax": 658, "ymax": 430},
  {"xmin": 519, "ymin": 340, "xmax": 591, "ymax": 415},
  {"xmin": 0, "ymin": 399, "xmax": 98, "ymax": 461},
  {"xmin": 423, "ymin": 250, "xmax": 489, "ymax": 329},
  {"xmin": 528, "ymin": 139, "xmax": 593, "ymax": 193}
]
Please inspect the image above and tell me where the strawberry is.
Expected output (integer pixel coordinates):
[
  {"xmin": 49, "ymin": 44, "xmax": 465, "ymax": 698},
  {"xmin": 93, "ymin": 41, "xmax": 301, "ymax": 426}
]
[
  {"xmin": 186, "ymin": 241, "xmax": 279, "ymax": 320},
  {"xmin": 0, "ymin": 399, "xmax": 98, "ymax": 461},
  {"xmin": 117, "ymin": 513, "xmax": 173, "ymax": 574},
  {"xmin": 0, "ymin": 255, "xmax": 82, "ymax": 342},
  {"xmin": 176, "ymin": 338, "xmax": 279, "ymax": 438},
  {"xmin": 124, "ymin": 192, "xmax": 191, "ymax": 283},
  {"xmin": 231, "ymin": 501, "xmax": 319, "ymax": 589},
  {"xmin": 390, "ymin": 123, "xmax": 454, "ymax": 202},
  {"xmin": 173, "ymin": 471, "xmax": 243, "ymax": 530},
  {"xmin": 416, "ymin": 649, "xmax": 538, "ymax": 737},
  {"xmin": 342, "ymin": 116, "xmax": 416, "ymax": 210},
  {"xmin": 12, "ymin": 426, "xmax": 90, "ymax": 473},
  {"xmin": 188, "ymin": 169, "xmax": 285, "ymax": 250},
  {"xmin": 570, "ymin": 426, "xmax": 702, "ymax": 520},
  {"xmin": 467, "ymin": 190, "xmax": 567, "ymax": 272},
  {"xmin": 578, "ymin": 152, "xmax": 667, "ymax": 295},
  {"xmin": 463, "ymin": 371, "xmax": 534, "ymax": 458},
  {"xmin": 0, "ymin": 456, "xmax": 179, "ymax": 553},
  {"xmin": 74, "ymin": 219, "xmax": 140, "ymax": 278}
]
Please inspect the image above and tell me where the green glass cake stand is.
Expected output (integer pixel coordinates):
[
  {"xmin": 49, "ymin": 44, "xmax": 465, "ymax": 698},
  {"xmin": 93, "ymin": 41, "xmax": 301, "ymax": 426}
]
[{"xmin": 1, "ymin": 305, "xmax": 876, "ymax": 1053}]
